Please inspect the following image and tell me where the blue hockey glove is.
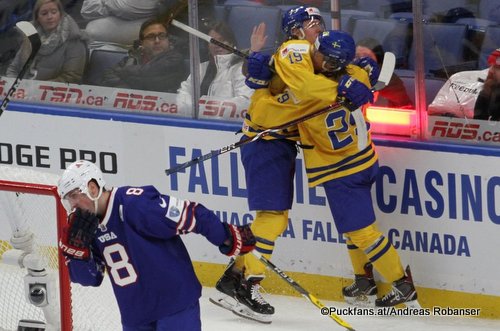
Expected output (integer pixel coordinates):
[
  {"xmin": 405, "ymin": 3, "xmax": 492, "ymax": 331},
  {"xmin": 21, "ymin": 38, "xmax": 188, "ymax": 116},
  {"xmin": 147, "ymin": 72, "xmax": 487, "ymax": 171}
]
[
  {"xmin": 245, "ymin": 52, "xmax": 272, "ymax": 89},
  {"xmin": 352, "ymin": 57, "xmax": 380, "ymax": 87},
  {"xmin": 219, "ymin": 223, "xmax": 256, "ymax": 257},
  {"xmin": 338, "ymin": 75, "xmax": 374, "ymax": 108}
]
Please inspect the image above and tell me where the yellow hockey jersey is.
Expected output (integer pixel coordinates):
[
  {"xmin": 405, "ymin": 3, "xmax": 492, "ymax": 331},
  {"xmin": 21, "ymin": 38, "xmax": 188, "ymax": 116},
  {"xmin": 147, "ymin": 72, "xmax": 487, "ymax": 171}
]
[{"xmin": 246, "ymin": 39, "xmax": 378, "ymax": 187}]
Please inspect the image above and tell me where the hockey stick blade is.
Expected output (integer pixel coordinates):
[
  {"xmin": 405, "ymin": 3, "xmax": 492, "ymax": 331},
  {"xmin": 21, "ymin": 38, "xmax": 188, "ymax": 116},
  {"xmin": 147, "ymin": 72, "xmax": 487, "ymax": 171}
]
[
  {"xmin": 164, "ymin": 52, "xmax": 395, "ymax": 176},
  {"xmin": 16, "ymin": 21, "xmax": 38, "ymax": 38},
  {"xmin": 372, "ymin": 51, "xmax": 395, "ymax": 91},
  {"xmin": 0, "ymin": 21, "xmax": 41, "ymax": 117},
  {"xmin": 252, "ymin": 251, "xmax": 355, "ymax": 331},
  {"xmin": 351, "ymin": 51, "xmax": 396, "ymax": 150}
]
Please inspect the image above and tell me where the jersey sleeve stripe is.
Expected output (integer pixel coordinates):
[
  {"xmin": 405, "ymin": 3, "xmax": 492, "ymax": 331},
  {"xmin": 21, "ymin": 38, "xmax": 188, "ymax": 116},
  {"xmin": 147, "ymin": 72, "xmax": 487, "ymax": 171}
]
[
  {"xmin": 308, "ymin": 152, "xmax": 377, "ymax": 184},
  {"xmin": 186, "ymin": 203, "xmax": 197, "ymax": 232},
  {"xmin": 305, "ymin": 145, "xmax": 374, "ymax": 174},
  {"xmin": 176, "ymin": 201, "xmax": 189, "ymax": 233}
]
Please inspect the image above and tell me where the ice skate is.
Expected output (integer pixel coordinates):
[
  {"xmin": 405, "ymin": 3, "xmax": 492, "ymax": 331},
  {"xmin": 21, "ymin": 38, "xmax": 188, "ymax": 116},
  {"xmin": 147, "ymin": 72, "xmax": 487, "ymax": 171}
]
[
  {"xmin": 375, "ymin": 265, "xmax": 420, "ymax": 308},
  {"xmin": 343, "ymin": 262, "xmax": 378, "ymax": 307},
  {"xmin": 232, "ymin": 276, "xmax": 274, "ymax": 324},
  {"xmin": 209, "ymin": 259, "xmax": 242, "ymax": 311}
]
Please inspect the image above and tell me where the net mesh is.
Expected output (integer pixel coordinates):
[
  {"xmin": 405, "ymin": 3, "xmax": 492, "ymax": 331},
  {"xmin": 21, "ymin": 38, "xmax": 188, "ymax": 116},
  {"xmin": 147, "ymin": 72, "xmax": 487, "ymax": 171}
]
[{"xmin": 0, "ymin": 165, "xmax": 121, "ymax": 331}]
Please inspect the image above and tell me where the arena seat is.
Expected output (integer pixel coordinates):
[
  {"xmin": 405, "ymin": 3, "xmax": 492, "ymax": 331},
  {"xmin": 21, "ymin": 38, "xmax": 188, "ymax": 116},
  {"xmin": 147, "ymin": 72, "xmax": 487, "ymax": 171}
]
[
  {"xmin": 399, "ymin": 74, "xmax": 446, "ymax": 107},
  {"xmin": 350, "ymin": 18, "xmax": 411, "ymax": 67},
  {"xmin": 355, "ymin": 0, "xmax": 412, "ymax": 18},
  {"xmin": 478, "ymin": 0, "xmax": 500, "ymax": 23},
  {"xmin": 422, "ymin": 0, "xmax": 468, "ymax": 17},
  {"xmin": 340, "ymin": 9, "xmax": 377, "ymax": 33},
  {"xmin": 478, "ymin": 25, "xmax": 500, "ymax": 69},
  {"xmin": 408, "ymin": 23, "xmax": 468, "ymax": 74},
  {"xmin": 83, "ymin": 49, "xmax": 128, "ymax": 86},
  {"xmin": 455, "ymin": 18, "xmax": 496, "ymax": 32},
  {"xmin": 389, "ymin": 12, "xmax": 431, "ymax": 23},
  {"xmin": 226, "ymin": 5, "xmax": 282, "ymax": 52}
]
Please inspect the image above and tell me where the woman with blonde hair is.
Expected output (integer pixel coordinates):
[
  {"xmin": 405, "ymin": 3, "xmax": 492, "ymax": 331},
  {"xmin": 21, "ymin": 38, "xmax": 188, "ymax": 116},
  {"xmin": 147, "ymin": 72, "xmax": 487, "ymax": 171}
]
[{"xmin": 7, "ymin": 0, "xmax": 88, "ymax": 83}]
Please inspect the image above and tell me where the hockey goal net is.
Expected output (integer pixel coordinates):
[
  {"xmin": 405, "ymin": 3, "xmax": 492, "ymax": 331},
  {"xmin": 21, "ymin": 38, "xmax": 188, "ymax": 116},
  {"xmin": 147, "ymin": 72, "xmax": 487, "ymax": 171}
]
[{"xmin": 0, "ymin": 165, "xmax": 120, "ymax": 331}]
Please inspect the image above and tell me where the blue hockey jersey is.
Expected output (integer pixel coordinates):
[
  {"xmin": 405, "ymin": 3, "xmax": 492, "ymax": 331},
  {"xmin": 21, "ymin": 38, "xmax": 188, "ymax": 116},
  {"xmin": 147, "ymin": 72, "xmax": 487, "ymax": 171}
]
[{"xmin": 67, "ymin": 185, "xmax": 228, "ymax": 327}]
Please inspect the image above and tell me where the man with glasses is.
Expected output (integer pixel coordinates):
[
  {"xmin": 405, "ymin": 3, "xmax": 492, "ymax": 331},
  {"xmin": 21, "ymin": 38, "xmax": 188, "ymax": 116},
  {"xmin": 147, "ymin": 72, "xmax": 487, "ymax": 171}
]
[{"xmin": 99, "ymin": 16, "xmax": 187, "ymax": 92}]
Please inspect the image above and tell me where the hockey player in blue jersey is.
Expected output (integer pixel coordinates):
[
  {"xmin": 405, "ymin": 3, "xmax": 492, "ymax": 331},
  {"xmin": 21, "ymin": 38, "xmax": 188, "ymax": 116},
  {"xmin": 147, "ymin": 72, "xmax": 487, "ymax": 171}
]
[{"xmin": 57, "ymin": 160, "xmax": 256, "ymax": 331}]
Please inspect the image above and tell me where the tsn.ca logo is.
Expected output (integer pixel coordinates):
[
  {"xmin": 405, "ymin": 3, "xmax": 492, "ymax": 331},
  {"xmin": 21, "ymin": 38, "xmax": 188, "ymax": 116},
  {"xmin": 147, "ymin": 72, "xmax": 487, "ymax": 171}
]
[{"xmin": 430, "ymin": 121, "xmax": 480, "ymax": 140}]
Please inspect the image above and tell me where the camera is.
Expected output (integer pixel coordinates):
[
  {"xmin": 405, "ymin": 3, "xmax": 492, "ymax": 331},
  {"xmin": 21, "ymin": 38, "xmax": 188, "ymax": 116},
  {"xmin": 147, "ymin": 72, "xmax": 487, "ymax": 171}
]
[{"xmin": 28, "ymin": 283, "xmax": 48, "ymax": 307}]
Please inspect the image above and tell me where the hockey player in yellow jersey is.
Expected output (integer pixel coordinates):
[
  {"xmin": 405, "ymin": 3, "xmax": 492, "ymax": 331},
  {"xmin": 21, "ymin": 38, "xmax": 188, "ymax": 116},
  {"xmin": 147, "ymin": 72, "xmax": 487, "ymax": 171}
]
[
  {"xmin": 209, "ymin": 6, "xmax": 337, "ymax": 324},
  {"xmin": 243, "ymin": 29, "xmax": 420, "ymax": 311}
]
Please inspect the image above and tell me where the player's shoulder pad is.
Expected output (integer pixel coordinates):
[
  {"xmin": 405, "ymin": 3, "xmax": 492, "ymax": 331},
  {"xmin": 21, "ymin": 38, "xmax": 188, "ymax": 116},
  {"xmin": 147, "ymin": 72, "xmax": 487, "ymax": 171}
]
[{"xmin": 279, "ymin": 40, "xmax": 311, "ymax": 59}]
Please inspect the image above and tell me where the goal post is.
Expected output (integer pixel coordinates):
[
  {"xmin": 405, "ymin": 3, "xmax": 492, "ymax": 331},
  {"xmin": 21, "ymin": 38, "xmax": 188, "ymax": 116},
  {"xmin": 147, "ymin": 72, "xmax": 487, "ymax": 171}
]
[
  {"xmin": 0, "ymin": 178, "xmax": 71, "ymax": 331},
  {"xmin": 0, "ymin": 165, "xmax": 120, "ymax": 331}
]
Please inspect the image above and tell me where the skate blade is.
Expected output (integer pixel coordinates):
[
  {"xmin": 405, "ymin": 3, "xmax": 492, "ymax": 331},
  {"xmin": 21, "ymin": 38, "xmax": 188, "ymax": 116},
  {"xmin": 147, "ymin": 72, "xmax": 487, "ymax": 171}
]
[
  {"xmin": 209, "ymin": 292, "xmax": 238, "ymax": 312},
  {"xmin": 404, "ymin": 299, "xmax": 421, "ymax": 309},
  {"xmin": 344, "ymin": 294, "xmax": 377, "ymax": 307},
  {"xmin": 375, "ymin": 298, "xmax": 422, "ymax": 312},
  {"xmin": 232, "ymin": 303, "xmax": 273, "ymax": 324}
]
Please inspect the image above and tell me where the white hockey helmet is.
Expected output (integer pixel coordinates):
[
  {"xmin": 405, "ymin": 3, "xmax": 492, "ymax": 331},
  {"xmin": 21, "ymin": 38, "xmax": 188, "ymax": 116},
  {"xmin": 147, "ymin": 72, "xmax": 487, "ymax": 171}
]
[{"xmin": 57, "ymin": 160, "xmax": 105, "ymax": 212}]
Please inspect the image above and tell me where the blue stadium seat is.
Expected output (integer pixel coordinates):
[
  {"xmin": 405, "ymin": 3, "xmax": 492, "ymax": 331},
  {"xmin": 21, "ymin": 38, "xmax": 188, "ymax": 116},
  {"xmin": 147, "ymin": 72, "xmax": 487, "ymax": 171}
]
[
  {"xmin": 399, "ymin": 74, "xmax": 446, "ymax": 107},
  {"xmin": 479, "ymin": 0, "xmax": 500, "ymax": 23},
  {"xmin": 389, "ymin": 12, "xmax": 431, "ymax": 23},
  {"xmin": 340, "ymin": 9, "xmax": 376, "ymax": 33},
  {"xmin": 355, "ymin": 0, "xmax": 411, "ymax": 18},
  {"xmin": 340, "ymin": 0, "xmax": 357, "ymax": 10},
  {"xmin": 408, "ymin": 23, "xmax": 468, "ymax": 74},
  {"xmin": 224, "ymin": 0, "xmax": 261, "ymax": 6},
  {"xmin": 422, "ymin": 0, "xmax": 468, "ymax": 17},
  {"xmin": 213, "ymin": 5, "xmax": 227, "ymax": 22},
  {"xmin": 455, "ymin": 18, "xmax": 496, "ymax": 32},
  {"xmin": 83, "ymin": 49, "xmax": 128, "ymax": 86},
  {"xmin": 478, "ymin": 25, "xmax": 500, "ymax": 69},
  {"xmin": 226, "ymin": 5, "xmax": 282, "ymax": 52},
  {"xmin": 350, "ymin": 18, "xmax": 411, "ymax": 67},
  {"xmin": 321, "ymin": 11, "xmax": 332, "ymax": 30}
]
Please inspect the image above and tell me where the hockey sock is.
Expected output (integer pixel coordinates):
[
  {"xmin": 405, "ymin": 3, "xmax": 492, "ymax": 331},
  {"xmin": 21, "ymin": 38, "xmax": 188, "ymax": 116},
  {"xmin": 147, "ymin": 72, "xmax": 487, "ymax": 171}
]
[
  {"xmin": 234, "ymin": 255, "xmax": 245, "ymax": 271},
  {"xmin": 346, "ymin": 223, "xmax": 404, "ymax": 283},
  {"xmin": 244, "ymin": 210, "xmax": 289, "ymax": 277},
  {"xmin": 346, "ymin": 238, "xmax": 370, "ymax": 275}
]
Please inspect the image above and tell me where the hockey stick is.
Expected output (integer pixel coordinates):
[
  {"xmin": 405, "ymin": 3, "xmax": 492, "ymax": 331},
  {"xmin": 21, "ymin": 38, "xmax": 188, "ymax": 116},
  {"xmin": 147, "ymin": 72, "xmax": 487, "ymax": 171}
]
[
  {"xmin": 170, "ymin": 19, "xmax": 250, "ymax": 58},
  {"xmin": 350, "ymin": 52, "xmax": 395, "ymax": 150},
  {"xmin": 0, "ymin": 21, "xmax": 41, "ymax": 117},
  {"xmin": 252, "ymin": 251, "xmax": 355, "ymax": 331},
  {"xmin": 164, "ymin": 52, "xmax": 395, "ymax": 176}
]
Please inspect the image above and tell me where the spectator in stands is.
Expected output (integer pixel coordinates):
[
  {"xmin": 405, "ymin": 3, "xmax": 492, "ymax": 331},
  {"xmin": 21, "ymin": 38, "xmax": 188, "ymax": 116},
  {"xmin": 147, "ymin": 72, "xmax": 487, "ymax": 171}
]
[
  {"xmin": 81, "ymin": 0, "xmax": 160, "ymax": 45},
  {"xmin": 99, "ymin": 16, "xmax": 186, "ymax": 92},
  {"xmin": 6, "ymin": 0, "xmax": 88, "ymax": 83},
  {"xmin": 176, "ymin": 21, "xmax": 253, "ymax": 116},
  {"xmin": 356, "ymin": 38, "xmax": 413, "ymax": 108},
  {"xmin": 81, "ymin": 0, "xmax": 215, "ymax": 46},
  {"xmin": 474, "ymin": 49, "xmax": 500, "ymax": 121}
]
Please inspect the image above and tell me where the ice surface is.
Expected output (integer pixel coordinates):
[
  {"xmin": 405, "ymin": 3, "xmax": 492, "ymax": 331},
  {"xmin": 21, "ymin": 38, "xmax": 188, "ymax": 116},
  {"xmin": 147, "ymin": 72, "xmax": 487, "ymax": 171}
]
[{"xmin": 201, "ymin": 287, "xmax": 500, "ymax": 331}]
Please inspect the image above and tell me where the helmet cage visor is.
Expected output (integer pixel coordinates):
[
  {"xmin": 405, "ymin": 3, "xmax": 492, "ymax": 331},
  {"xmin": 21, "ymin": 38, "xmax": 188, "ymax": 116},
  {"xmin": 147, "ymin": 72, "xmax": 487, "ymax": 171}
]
[
  {"xmin": 61, "ymin": 187, "xmax": 84, "ymax": 213},
  {"xmin": 321, "ymin": 55, "xmax": 344, "ymax": 73},
  {"xmin": 302, "ymin": 16, "xmax": 325, "ymax": 31}
]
